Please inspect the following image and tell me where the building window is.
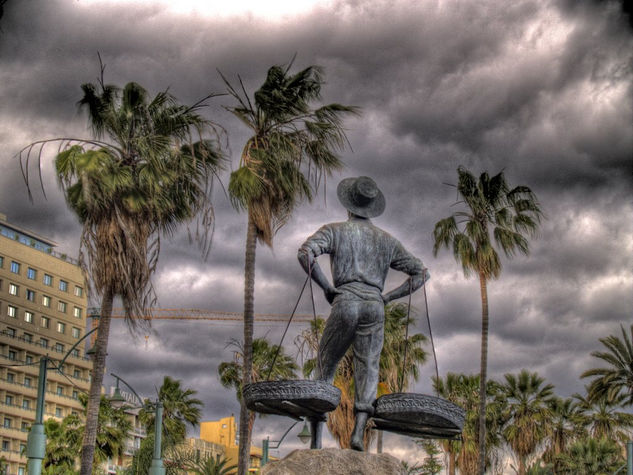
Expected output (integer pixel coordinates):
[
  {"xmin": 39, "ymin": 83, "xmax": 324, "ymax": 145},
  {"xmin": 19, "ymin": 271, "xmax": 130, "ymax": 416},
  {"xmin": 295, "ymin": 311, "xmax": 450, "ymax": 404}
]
[
  {"xmin": 42, "ymin": 295, "xmax": 51, "ymax": 307},
  {"xmin": 23, "ymin": 333, "xmax": 32, "ymax": 343},
  {"xmin": 0, "ymin": 256, "xmax": 3, "ymax": 267},
  {"xmin": 1, "ymin": 440, "xmax": 9, "ymax": 451},
  {"xmin": 72, "ymin": 390, "xmax": 78, "ymax": 400},
  {"xmin": 73, "ymin": 307, "xmax": 82, "ymax": 319},
  {"xmin": 3, "ymin": 418, "xmax": 11, "ymax": 428},
  {"xmin": 7, "ymin": 305, "xmax": 16, "ymax": 317},
  {"xmin": 26, "ymin": 289, "xmax": 35, "ymax": 302},
  {"xmin": 41, "ymin": 316, "xmax": 50, "ymax": 328},
  {"xmin": 10, "ymin": 261, "xmax": 20, "ymax": 274},
  {"xmin": 58, "ymin": 301, "xmax": 67, "ymax": 313},
  {"xmin": 74, "ymin": 286, "xmax": 83, "ymax": 297},
  {"xmin": 56, "ymin": 322, "xmax": 65, "ymax": 334},
  {"xmin": 39, "ymin": 338, "xmax": 48, "ymax": 348},
  {"xmin": 21, "ymin": 422, "xmax": 29, "ymax": 431},
  {"xmin": 8, "ymin": 350, "xmax": 16, "ymax": 361},
  {"xmin": 27, "ymin": 267, "xmax": 36, "ymax": 280},
  {"xmin": 55, "ymin": 408, "xmax": 62, "ymax": 417},
  {"xmin": 25, "ymin": 355, "xmax": 33, "ymax": 364},
  {"xmin": 56, "ymin": 386, "xmax": 63, "ymax": 396},
  {"xmin": 59, "ymin": 280, "xmax": 68, "ymax": 292},
  {"xmin": 18, "ymin": 467, "xmax": 25, "ymax": 475},
  {"xmin": 73, "ymin": 369, "xmax": 81, "ymax": 378},
  {"xmin": 54, "ymin": 343, "xmax": 64, "ymax": 353},
  {"xmin": 22, "ymin": 399, "xmax": 30, "ymax": 410},
  {"xmin": 72, "ymin": 348, "xmax": 80, "ymax": 357},
  {"xmin": 72, "ymin": 327, "xmax": 81, "ymax": 338},
  {"xmin": 6, "ymin": 373, "xmax": 14, "ymax": 383},
  {"xmin": 6, "ymin": 327, "xmax": 15, "ymax": 337},
  {"xmin": 43, "ymin": 274, "xmax": 52, "ymax": 286},
  {"xmin": 24, "ymin": 377, "xmax": 32, "ymax": 388},
  {"xmin": 24, "ymin": 311, "xmax": 33, "ymax": 323},
  {"xmin": 5, "ymin": 395, "xmax": 13, "ymax": 406},
  {"xmin": 9, "ymin": 283, "xmax": 18, "ymax": 296}
]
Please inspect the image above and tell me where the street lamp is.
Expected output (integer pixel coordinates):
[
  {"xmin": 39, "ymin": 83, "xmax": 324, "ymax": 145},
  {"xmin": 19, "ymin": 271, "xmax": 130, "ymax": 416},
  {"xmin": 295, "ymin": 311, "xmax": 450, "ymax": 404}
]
[
  {"xmin": 261, "ymin": 420, "xmax": 311, "ymax": 467},
  {"xmin": 109, "ymin": 373, "xmax": 166, "ymax": 475},
  {"xmin": 26, "ymin": 326, "xmax": 99, "ymax": 475}
]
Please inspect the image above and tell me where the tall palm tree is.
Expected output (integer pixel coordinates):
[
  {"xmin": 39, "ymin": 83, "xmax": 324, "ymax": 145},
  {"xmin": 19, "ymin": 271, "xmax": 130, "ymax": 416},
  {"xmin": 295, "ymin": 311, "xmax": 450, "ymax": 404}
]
[
  {"xmin": 501, "ymin": 370, "xmax": 555, "ymax": 475},
  {"xmin": 581, "ymin": 324, "xmax": 633, "ymax": 405},
  {"xmin": 140, "ymin": 376, "xmax": 204, "ymax": 448},
  {"xmin": 218, "ymin": 337, "xmax": 299, "ymax": 459},
  {"xmin": 20, "ymin": 65, "xmax": 225, "ymax": 474},
  {"xmin": 433, "ymin": 166, "xmax": 542, "ymax": 475},
  {"xmin": 221, "ymin": 60, "xmax": 358, "ymax": 475}
]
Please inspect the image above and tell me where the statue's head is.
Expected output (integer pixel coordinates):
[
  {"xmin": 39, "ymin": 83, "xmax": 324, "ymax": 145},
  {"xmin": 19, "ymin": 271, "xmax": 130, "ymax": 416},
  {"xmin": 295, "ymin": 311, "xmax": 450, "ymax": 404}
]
[{"xmin": 337, "ymin": 176, "xmax": 385, "ymax": 218}]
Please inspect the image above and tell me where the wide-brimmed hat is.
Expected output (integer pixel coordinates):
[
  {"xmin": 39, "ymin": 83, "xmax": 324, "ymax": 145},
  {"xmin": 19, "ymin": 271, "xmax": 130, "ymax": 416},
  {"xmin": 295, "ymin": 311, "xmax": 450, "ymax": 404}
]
[{"xmin": 337, "ymin": 176, "xmax": 385, "ymax": 218}]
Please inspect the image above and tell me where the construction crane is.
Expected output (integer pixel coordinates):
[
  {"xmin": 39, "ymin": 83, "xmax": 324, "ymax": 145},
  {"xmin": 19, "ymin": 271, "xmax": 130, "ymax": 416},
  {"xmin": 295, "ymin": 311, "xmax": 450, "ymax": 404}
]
[{"xmin": 87, "ymin": 307, "xmax": 321, "ymax": 323}]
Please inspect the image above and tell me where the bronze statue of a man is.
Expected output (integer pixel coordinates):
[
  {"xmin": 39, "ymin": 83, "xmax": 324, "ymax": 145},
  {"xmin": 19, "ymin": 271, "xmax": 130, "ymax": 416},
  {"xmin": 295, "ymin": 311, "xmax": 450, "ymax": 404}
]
[{"xmin": 298, "ymin": 176, "xmax": 429, "ymax": 450}]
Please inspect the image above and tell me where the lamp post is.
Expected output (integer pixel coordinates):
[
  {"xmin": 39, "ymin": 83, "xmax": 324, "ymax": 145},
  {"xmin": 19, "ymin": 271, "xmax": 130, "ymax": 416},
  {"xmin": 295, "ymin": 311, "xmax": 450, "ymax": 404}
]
[
  {"xmin": 26, "ymin": 326, "xmax": 99, "ymax": 475},
  {"xmin": 261, "ymin": 420, "xmax": 311, "ymax": 467},
  {"xmin": 110, "ymin": 373, "xmax": 165, "ymax": 475}
]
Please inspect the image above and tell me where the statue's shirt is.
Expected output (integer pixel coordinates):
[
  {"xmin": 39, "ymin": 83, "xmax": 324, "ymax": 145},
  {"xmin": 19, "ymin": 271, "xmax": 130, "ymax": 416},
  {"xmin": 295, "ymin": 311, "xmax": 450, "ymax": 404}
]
[{"xmin": 298, "ymin": 217, "xmax": 424, "ymax": 302}]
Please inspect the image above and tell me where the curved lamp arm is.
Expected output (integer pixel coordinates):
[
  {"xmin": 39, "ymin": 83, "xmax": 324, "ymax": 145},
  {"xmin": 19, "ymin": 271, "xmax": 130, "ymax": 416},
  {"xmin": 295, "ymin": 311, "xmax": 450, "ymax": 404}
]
[
  {"xmin": 269, "ymin": 421, "xmax": 299, "ymax": 449},
  {"xmin": 56, "ymin": 326, "xmax": 99, "ymax": 371},
  {"xmin": 110, "ymin": 372, "xmax": 144, "ymax": 407}
]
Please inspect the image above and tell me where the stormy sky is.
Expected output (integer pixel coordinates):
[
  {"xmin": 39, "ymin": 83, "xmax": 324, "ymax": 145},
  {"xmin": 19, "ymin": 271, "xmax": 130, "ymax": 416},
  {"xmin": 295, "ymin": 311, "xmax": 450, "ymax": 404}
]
[{"xmin": 1, "ymin": 0, "xmax": 632, "ymax": 465}]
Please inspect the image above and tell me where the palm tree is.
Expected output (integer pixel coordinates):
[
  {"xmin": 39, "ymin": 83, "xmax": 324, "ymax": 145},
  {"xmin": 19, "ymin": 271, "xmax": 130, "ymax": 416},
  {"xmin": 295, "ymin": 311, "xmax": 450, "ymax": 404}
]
[
  {"xmin": 573, "ymin": 390, "xmax": 633, "ymax": 450},
  {"xmin": 542, "ymin": 397, "xmax": 584, "ymax": 472},
  {"xmin": 433, "ymin": 373, "xmax": 505, "ymax": 475},
  {"xmin": 44, "ymin": 394, "xmax": 131, "ymax": 473},
  {"xmin": 501, "ymin": 370, "xmax": 554, "ymax": 475},
  {"xmin": 582, "ymin": 324, "xmax": 633, "ymax": 405},
  {"xmin": 221, "ymin": 60, "xmax": 358, "ymax": 475},
  {"xmin": 554, "ymin": 437, "xmax": 624, "ymax": 475},
  {"xmin": 20, "ymin": 64, "xmax": 225, "ymax": 474},
  {"xmin": 140, "ymin": 376, "xmax": 203, "ymax": 448},
  {"xmin": 433, "ymin": 166, "xmax": 543, "ymax": 475},
  {"xmin": 218, "ymin": 337, "xmax": 299, "ymax": 458}
]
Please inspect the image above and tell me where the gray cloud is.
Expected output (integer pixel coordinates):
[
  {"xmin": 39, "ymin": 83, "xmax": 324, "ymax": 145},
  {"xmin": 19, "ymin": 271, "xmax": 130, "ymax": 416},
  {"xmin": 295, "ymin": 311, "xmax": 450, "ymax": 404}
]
[{"xmin": 1, "ymin": 0, "xmax": 631, "ymax": 463}]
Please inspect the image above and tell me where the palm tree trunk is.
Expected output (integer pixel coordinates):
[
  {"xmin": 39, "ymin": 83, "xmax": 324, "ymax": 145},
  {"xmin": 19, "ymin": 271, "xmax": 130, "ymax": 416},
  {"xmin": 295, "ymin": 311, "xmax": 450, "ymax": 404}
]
[
  {"xmin": 477, "ymin": 272, "xmax": 488, "ymax": 475},
  {"xmin": 238, "ymin": 214, "xmax": 257, "ymax": 475},
  {"xmin": 80, "ymin": 287, "xmax": 113, "ymax": 475},
  {"xmin": 376, "ymin": 430, "xmax": 383, "ymax": 453},
  {"xmin": 449, "ymin": 451, "xmax": 456, "ymax": 475}
]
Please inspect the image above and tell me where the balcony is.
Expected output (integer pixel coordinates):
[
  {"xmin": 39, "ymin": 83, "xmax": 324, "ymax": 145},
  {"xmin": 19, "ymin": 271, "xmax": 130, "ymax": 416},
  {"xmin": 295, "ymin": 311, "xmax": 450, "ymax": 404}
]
[{"xmin": 0, "ymin": 329, "xmax": 92, "ymax": 362}]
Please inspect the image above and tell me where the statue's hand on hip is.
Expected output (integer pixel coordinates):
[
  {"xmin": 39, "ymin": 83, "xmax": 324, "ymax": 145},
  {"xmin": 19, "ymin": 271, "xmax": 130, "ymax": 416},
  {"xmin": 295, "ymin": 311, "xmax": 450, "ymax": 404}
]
[{"xmin": 325, "ymin": 287, "xmax": 342, "ymax": 304}]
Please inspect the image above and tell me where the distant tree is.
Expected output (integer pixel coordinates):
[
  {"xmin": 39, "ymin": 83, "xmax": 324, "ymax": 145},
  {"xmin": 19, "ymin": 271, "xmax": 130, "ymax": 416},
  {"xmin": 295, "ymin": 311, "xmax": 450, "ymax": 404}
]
[
  {"xmin": 553, "ymin": 437, "xmax": 624, "ymax": 474},
  {"xmin": 582, "ymin": 324, "xmax": 633, "ymax": 406},
  {"xmin": 573, "ymin": 390, "xmax": 633, "ymax": 449},
  {"xmin": 542, "ymin": 397, "xmax": 585, "ymax": 471},
  {"xmin": 433, "ymin": 166, "xmax": 542, "ymax": 475},
  {"xmin": 433, "ymin": 373, "xmax": 505, "ymax": 475},
  {"xmin": 501, "ymin": 370, "xmax": 554, "ymax": 475},
  {"xmin": 221, "ymin": 59, "xmax": 358, "ymax": 475},
  {"xmin": 140, "ymin": 376, "xmax": 203, "ymax": 448},
  {"xmin": 43, "ymin": 394, "xmax": 131, "ymax": 473},
  {"xmin": 218, "ymin": 337, "xmax": 298, "ymax": 458}
]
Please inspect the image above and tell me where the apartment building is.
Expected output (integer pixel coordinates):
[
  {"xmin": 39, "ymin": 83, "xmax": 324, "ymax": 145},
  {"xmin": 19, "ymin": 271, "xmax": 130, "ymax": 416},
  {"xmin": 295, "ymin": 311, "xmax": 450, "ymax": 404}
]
[{"xmin": 0, "ymin": 214, "xmax": 91, "ymax": 474}]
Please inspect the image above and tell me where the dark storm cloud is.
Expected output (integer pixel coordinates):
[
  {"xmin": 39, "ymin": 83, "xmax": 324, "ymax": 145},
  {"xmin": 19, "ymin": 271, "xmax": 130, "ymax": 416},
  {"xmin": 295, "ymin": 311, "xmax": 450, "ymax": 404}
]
[{"xmin": 1, "ymin": 0, "xmax": 632, "ymax": 461}]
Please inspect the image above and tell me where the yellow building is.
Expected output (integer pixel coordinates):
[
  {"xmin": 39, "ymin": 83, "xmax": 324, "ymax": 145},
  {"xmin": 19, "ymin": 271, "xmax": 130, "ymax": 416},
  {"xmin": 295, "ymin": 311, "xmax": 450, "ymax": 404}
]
[
  {"xmin": 0, "ymin": 214, "xmax": 91, "ymax": 475},
  {"xmin": 200, "ymin": 415, "xmax": 264, "ymax": 473}
]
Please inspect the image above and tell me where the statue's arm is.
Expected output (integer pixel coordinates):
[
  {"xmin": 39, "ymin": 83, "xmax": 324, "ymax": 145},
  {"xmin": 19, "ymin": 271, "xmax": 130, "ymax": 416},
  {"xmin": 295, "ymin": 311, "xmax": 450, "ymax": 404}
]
[
  {"xmin": 382, "ymin": 241, "xmax": 430, "ymax": 304},
  {"xmin": 297, "ymin": 226, "xmax": 340, "ymax": 304}
]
